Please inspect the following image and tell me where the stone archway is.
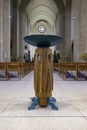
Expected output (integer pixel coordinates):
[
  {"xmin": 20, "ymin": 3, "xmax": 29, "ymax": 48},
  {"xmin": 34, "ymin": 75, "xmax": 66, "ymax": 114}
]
[{"xmin": 17, "ymin": 0, "xmax": 72, "ymax": 61}]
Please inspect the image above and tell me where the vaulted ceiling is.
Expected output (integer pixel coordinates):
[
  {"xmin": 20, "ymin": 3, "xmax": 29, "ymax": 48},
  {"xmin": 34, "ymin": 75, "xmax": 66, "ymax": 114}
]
[
  {"xmin": 27, "ymin": 0, "xmax": 58, "ymax": 34},
  {"xmin": 12, "ymin": 0, "xmax": 66, "ymax": 35},
  {"xmin": 17, "ymin": 0, "xmax": 65, "ymax": 35},
  {"xmin": 18, "ymin": 0, "xmax": 65, "ymax": 12}
]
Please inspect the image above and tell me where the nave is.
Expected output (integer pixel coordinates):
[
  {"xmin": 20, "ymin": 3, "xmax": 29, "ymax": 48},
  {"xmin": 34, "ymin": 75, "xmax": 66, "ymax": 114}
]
[{"xmin": 0, "ymin": 71, "xmax": 87, "ymax": 130}]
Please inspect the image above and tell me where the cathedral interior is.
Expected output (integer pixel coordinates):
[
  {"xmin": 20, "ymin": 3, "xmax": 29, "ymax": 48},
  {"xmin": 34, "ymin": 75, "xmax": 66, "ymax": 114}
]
[
  {"xmin": 0, "ymin": 0, "xmax": 87, "ymax": 130},
  {"xmin": 0, "ymin": 0, "xmax": 87, "ymax": 62}
]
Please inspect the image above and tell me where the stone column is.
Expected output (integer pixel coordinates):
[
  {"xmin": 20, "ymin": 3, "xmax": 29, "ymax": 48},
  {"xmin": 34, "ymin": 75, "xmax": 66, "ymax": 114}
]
[
  {"xmin": 65, "ymin": 0, "xmax": 72, "ymax": 61},
  {"xmin": 19, "ymin": 10, "xmax": 22, "ymax": 58},
  {"xmin": 11, "ymin": 2, "xmax": 22, "ymax": 61},
  {"xmin": 11, "ymin": 6, "xmax": 29, "ymax": 62},
  {"xmin": 22, "ymin": 12, "xmax": 27, "ymax": 60},
  {"xmin": 72, "ymin": 0, "xmax": 81, "ymax": 62},
  {"xmin": 0, "ymin": 0, "xmax": 11, "ymax": 62},
  {"xmin": 58, "ymin": 13, "xmax": 65, "ymax": 61},
  {"xmin": 72, "ymin": 0, "xmax": 87, "ymax": 62},
  {"xmin": 18, "ymin": 11, "xmax": 29, "ymax": 62},
  {"xmin": 0, "ymin": 0, "xmax": 3, "ymax": 61},
  {"xmin": 11, "ymin": 6, "xmax": 18, "ymax": 59}
]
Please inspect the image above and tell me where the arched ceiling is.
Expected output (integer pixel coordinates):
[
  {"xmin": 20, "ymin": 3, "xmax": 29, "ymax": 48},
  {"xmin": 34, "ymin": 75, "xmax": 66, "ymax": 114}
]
[
  {"xmin": 18, "ymin": 0, "xmax": 65, "ymax": 11},
  {"xmin": 26, "ymin": 0, "xmax": 58, "ymax": 26},
  {"xmin": 18, "ymin": 0, "xmax": 66, "ymax": 34},
  {"xmin": 25, "ymin": 0, "xmax": 59, "ymax": 34}
]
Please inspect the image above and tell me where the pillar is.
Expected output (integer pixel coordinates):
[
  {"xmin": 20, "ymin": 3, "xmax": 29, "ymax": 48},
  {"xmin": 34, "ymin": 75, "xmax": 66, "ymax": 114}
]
[
  {"xmin": 72, "ymin": 0, "xmax": 87, "ymax": 62},
  {"xmin": 65, "ymin": 0, "xmax": 72, "ymax": 61},
  {"xmin": 0, "ymin": 0, "xmax": 11, "ymax": 62}
]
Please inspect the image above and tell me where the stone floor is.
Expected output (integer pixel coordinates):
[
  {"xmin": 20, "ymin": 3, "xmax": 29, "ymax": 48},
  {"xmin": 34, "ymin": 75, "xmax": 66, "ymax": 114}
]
[{"xmin": 0, "ymin": 71, "xmax": 87, "ymax": 130}]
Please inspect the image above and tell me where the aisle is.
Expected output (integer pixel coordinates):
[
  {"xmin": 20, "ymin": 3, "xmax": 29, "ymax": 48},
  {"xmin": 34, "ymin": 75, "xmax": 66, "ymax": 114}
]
[{"xmin": 0, "ymin": 71, "xmax": 87, "ymax": 130}]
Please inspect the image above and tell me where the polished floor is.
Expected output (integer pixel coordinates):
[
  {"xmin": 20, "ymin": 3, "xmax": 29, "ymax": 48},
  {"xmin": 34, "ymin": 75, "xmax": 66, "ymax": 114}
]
[{"xmin": 0, "ymin": 71, "xmax": 87, "ymax": 130}]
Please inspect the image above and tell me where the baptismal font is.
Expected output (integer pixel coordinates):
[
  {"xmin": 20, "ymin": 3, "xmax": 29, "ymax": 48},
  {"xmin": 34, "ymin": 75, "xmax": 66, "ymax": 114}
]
[{"xmin": 24, "ymin": 35, "xmax": 63, "ymax": 110}]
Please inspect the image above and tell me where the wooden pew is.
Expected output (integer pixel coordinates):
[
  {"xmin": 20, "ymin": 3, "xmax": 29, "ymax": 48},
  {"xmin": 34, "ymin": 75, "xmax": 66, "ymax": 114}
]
[
  {"xmin": 77, "ymin": 62, "xmax": 87, "ymax": 80},
  {"xmin": 1, "ymin": 61, "xmax": 87, "ymax": 81},
  {"xmin": 65, "ymin": 62, "xmax": 78, "ymax": 80},
  {"xmin": 30, "ymin": 62, "xmax": 34, "ymax": 71},
  {"xmin": 23, "ymin": 63, "xmax": 28, "ymax": 75},
  {"xmin": 53, "ymin": 63, "xmax": 59, "ymax": 71},
  {"xmin": 27, "ymin": 63, "xmax": 33, "ymax": 73},
  {"xmin": 6, "ymin": 62, "xmax": 21, "ymax": 80},
  {"xmin": 0, "ymin": 62, "xmax": 7, "ymax": 80},
  {"xmin": 58, "ymin": 62, "xmax": 67, "ymax": 79}
]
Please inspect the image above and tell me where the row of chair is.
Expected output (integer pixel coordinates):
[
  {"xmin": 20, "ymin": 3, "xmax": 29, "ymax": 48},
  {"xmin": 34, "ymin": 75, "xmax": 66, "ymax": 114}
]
[
  {"xmin": 0, "ymin": 62, "xmax": 34, "ymax": 80},
  {"xmin": 54, "ymin": 62, "xmax": 87, "ymax": 80},
  {"xmin": 1, "ymin": 62, "xmax": 87, "ymax": 81}
]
